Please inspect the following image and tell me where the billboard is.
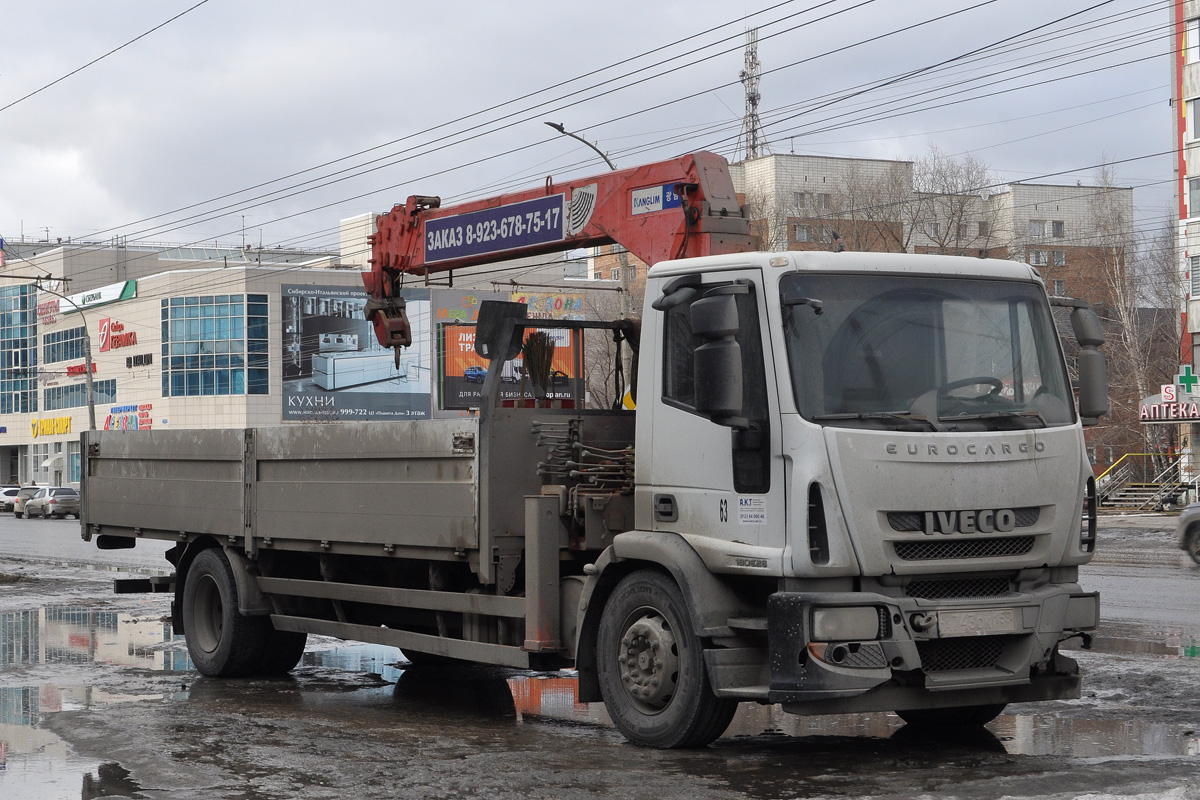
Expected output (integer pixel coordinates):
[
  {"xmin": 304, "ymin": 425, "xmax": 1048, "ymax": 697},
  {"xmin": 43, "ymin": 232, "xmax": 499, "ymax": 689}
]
[
  {"xmin": 436, "ymin": 289, "xmax": 584, "ymax": 411},
  {"xmin": 281, "ymin": 285, "xmax": 431, "ymax": 420}
]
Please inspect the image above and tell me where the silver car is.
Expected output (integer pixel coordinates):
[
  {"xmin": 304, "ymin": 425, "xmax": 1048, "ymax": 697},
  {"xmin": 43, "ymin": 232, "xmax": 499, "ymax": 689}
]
[
  {"xmin": 24, "ymin": 486, "xmax": 81, "ymax": 519},
  {"xmin": 1178, "ymin": 502, "xmax": 1200, "ymax": 565}
]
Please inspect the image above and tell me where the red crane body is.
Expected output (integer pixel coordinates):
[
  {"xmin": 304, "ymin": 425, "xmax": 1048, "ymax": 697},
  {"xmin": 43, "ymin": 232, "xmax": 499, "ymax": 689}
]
[{"xmin": 362, "ymin": 151, "xmax": 753, "ymax": 348}]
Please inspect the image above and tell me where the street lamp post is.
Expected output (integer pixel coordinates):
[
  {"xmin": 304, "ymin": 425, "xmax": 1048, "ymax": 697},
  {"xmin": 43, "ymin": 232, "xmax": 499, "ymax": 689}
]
[{"xmin": 36, "ymin": 282, "xmax": 96, "ymax": 431}]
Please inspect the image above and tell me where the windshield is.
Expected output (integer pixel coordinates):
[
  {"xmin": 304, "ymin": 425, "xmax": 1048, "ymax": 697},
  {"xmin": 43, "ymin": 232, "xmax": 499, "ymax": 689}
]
[{"xmin": 781, "ymin": 273, "xmax": 1075, "ymax": 431}]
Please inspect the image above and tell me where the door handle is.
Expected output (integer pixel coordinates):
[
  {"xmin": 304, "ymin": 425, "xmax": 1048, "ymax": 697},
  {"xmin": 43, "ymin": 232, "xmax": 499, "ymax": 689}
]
[{"xmin": 653, "ymin": 493, "xmax": 678, "ymax": 522}]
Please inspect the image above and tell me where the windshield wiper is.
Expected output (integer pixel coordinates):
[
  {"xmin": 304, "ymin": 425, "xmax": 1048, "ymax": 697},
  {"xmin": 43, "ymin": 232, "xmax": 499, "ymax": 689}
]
[
  {"xmin": 813, "ymin": 411, "xmax": 937, "ymax": 430},
  {"xmin": 939, "ymin": 410, "xmax": 1048, "ymax": 427}
]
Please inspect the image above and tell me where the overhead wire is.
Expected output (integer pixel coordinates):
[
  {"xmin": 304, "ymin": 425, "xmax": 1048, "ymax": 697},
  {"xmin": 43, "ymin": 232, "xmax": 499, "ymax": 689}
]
[
  {"xmin": 7, "ymin": 1, "xmax": 1174, "ymax": 295},
  {"xmin": 0, "ymin": 0, "xmax": 213, "ymax": 115},
  {"xmin": 47, "ymin": 1, "xmax": 1156, "ymax": 251}
]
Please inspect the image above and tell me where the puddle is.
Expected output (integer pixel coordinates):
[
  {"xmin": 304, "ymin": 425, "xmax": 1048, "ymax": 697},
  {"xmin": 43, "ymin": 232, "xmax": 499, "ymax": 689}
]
[
  {"xmin": 1078, "ymin": 620, "xmax": 1200, "ymax": 659},
  {"xmin": 0, "ymin": 604, "xmax": 1197, "ymax": 797},
  {"xmin": 0, "ymin": 605, "xmax": 183, "ymax": 799},
  {"xmin": 500, "ymin": 672, "xmax": 1199, "ymax": 757}
]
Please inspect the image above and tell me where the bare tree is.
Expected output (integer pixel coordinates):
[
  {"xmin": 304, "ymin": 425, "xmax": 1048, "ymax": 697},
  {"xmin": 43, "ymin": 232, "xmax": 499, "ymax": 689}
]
[
  {"xmin": 1084, "ymin": 165, "xmax": 1181, "ymax": 469},
  {"xmin": 911, "ymin": 146, "xmax": 1006, "ymax": 255}
]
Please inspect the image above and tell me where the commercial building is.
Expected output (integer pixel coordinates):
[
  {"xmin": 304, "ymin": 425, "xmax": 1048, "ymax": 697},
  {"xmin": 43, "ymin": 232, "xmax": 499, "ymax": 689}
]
[{"xmin": 0, "ymin": 225, "xmax": 608, "ymax": 487}]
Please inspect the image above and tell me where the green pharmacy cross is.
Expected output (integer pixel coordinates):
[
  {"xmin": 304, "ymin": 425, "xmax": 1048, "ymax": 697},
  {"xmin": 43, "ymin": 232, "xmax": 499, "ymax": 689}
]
[{"xmin": 1178, "ymin": 366, "xmax": 1199, "ymax": 394}]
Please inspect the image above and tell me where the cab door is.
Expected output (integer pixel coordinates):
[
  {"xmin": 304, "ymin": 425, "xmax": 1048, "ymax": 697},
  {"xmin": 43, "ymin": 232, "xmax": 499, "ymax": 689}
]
[{"xmin": 640, "ymin": 270, "xmax": 785, "ymax": 555}]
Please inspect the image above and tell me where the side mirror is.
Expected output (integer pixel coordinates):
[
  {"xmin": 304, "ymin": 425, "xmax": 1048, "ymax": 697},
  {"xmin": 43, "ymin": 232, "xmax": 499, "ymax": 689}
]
[
  {"xmin": 691, "ymin": 288, "xmax": 747, "ymax": 428},
  {"xmin": 1070, "ymin": 307, "xmax": 1108, "ymax": 424}
]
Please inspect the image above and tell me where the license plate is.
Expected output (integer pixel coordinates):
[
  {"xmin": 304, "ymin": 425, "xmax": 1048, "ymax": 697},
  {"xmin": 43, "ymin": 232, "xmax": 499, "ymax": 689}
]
[{"xmin": 937, "ymin": 608, "xmax": 1019, "ymax": 637}]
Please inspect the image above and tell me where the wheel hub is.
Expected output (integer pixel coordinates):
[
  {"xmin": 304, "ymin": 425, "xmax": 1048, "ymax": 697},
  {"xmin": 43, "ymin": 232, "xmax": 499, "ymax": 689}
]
[{"xmin": 617, "ymin": 613, "xmax": 680, "ymax": 712}]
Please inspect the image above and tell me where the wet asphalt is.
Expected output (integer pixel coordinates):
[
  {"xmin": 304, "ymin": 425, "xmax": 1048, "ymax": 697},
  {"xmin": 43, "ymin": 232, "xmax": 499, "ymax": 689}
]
[{"xmin": 0, "ymin": 513, "xmax": 1197, "ymax": 799}]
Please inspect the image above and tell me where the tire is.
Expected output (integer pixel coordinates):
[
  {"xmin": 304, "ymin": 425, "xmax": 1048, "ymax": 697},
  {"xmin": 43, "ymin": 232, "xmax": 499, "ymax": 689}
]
[
  {"xmin": 896, "ymin": 703, "xmax": 1007, "ymax": 728},
  {"xmin": 257, "ymin": 628, "xmax": 308, "ymax": 675},
  {"xmin": 1186, "ymin": 529, "xmax": 1200, "ymax": 566},
  {"xmin": 596, "ymin": 569, "xmax": 738, "ymax": 748},
  {"xmin": 182, "ymin": 548, "xmax": 275, "ymax": 677}
]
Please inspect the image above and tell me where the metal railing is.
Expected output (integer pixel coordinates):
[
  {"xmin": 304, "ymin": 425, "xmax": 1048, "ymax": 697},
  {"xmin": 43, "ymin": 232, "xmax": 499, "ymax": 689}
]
[{"xmin": 1096, "ymin": 452, "xmax": 1190, "ymax": 510}]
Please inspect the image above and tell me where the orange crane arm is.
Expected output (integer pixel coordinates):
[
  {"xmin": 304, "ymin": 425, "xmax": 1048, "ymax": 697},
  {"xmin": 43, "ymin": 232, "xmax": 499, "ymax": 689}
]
[{"xmin": 362, "ymin": 151, "xmax": 753, "ymax": 348}]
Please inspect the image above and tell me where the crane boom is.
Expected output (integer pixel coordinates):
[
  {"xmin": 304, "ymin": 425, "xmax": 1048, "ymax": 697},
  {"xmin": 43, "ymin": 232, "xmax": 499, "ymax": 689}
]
[{"xmin": 362, "ymin": 151, "xmax": 753, "ymax": 348}]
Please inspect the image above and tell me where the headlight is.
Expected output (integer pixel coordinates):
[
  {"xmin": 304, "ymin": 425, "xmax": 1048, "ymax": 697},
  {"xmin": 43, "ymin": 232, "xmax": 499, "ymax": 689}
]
[{"xmin": 811, "ymin": 606, "xmax": 883, "ymax": 641}]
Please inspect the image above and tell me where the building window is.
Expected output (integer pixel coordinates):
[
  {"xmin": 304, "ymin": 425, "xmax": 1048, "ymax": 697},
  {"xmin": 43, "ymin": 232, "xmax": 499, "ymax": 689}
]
[
  {"xmin": 43, "ymin": 326, "xmax": 87, "ymax": 364},
  {"xmin": 793, "ymin": 224, "xmax": 814, "ymax": 243},
  {"xmin": 609, "ymin": 268, "xmax": 619, "ymax": 280},
  {"xmin": 31, "ymin": 443, "xmax": 48, "ymax": 485},
  {"xmin": 1029, "ymin": 219, "xmax": 1047, "ymax": 238},
  {"xmin": 1053, "ymin": 279, "xmax": 1067, "ymax": 296},
  {"xmin": 0, "ymin": 284, "xmax": 38, "ymax": 414},
  {"xmin": 69, "ymin": 441, "xmax": 81, "ymax": 484},
  {"xmin": 817, "ymin": 193, "xmax": 832, "ymax": 210},
  {"xmin": 1029, "ymin": 250, "xmax": 1049, "ymax": 267},
  {"xmin": 1189, "ymin": 18, "xmax": 1200, "ymax": 64},
  {"xmin": 1051, "ymin": 220, "xmax": 1065, "ymax": 238},
  {"xmin": 819, "ymin": 227, "xmax": 834, "ymax": 244},
  {"xmin": 1191, "ymin": 255, "xmax": 1200, "ymax": 296},
  {"xmin": 1189, "ymin": 99, "xmax": 1200, "ymax": 141},
  {"xmin": 1052, "ymin": 251, "xmax": 1066, "ymax": 267},
  {"xmin": 44, "ymin": 379, "xmax": 116, "ymax": 411},
  {"xmin": 161, "ymin": 293, "xmax": 269, "ymax": 398},
  {"xmin": 925, "ymin": 221, "xmax": 940, "ymax": 239},
  {"xmin": 1190, "ymin": 179, "xmax": 1200, "ymax": 218},
  {"xmin": 627, "ymin": 266, "xmax": 637, "ymax": 282},
  {"xmin": 793, "ymin": 192, "xmax": 807, "ymax": 209},
  {"xmin": 978, "ymin": 221, "xmax": 989, "ymax": 237}
]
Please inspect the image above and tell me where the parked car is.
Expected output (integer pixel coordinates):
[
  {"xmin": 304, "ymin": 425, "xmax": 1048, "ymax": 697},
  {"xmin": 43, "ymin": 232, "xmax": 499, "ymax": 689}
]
[
  {"xmin": 0, "ymin": 487, "xmax": 19, "ymax": 512},
  {"xmin": 12, "ymin": 486, "xmax": 40, "ymax": 518},
  {"xmin": 1178, "ymin": 502, "xmax": 1200, "ymax": 565},
  {"xmin": 23, "ymin": 486, "xmax": 80, "ymax": 519}
]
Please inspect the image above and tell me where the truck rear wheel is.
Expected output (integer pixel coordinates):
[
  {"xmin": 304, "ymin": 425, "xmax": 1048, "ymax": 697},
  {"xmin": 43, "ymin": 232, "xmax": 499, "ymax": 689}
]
[
  {"xmin": 183, "ymin": 548, "xmax": 276, "ymax": 678},
  {"xmin": 896, "ymin": 703, "xmax": 1006, "ymax": 728},
  {"xmin": 596, "ymin": 570, "xmax": 737, "ymax": 748}
]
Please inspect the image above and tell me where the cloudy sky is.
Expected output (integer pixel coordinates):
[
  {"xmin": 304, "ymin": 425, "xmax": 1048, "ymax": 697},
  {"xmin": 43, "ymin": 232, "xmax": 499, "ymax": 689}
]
[{"xmin": 0, "ymin": 0, "xmax": 1175, "ymax": 253}]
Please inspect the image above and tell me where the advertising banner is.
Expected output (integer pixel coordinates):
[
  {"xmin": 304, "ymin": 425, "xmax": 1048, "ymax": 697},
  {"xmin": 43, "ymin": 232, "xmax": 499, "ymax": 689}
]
[
  {"xmin": 509, "ymin": 291, "xmax": 586, "ymax": 320},
  {"xmin": 439, "ymin": 321, "xmax": 583, "ymax": 411},
  {"xmin": 281, "ymin": 284, "xmax": 432, "ymax": 420}
]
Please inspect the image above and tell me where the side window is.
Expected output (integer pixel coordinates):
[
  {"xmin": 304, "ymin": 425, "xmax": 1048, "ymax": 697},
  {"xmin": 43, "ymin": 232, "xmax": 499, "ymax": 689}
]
[
  {"xmin": 662, "ymin": 301, "xmax": 697, "ymax": 408},
  {"xmin": 660, "ymin": 280, "xmax": 770, "ymax": 493}
]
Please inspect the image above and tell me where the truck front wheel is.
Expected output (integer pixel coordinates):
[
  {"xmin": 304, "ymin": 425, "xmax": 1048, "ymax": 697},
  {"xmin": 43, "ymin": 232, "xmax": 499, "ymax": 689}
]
[
  {"xmin": 596, "ymin": 570, "xmax": 737, "ymax": 748},
  {"xmin": 183, "ymin": 548, "xmax": 281, "ymax": 677}
]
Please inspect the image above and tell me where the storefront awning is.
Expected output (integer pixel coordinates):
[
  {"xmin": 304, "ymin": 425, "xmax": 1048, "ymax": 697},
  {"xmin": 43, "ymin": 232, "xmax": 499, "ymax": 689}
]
[{"xmin": 40, "ymin": 455, "xmax": 63, "ymax": 469}]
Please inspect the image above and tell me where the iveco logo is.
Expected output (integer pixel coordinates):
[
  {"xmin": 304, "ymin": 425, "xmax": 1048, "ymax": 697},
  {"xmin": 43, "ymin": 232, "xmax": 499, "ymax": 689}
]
[{"xmin": 923, "ymin": 509, "xmax": 1017, "ymax": 535}]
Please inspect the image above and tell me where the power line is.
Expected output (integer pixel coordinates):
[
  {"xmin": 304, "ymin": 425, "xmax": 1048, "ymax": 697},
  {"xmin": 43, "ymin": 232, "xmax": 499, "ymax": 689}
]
[{"xmin": 0, "ymin": 1, "xmax": 212, "ymax": 115}]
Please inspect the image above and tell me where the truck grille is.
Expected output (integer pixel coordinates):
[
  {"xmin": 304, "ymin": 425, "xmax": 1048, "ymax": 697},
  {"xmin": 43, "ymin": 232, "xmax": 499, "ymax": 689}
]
[
  {"xmin": 893, "ymin": 537, "xmax": 1035, "ymax": 561},
  {"xmin": 904, "ymin": 577, "xmax": 1011, "ymax": 599},
  {"xmin": 887, "ymin": 507, "xmax": 1040, "ymax": 532},
  {"xmin": 916, "ymin": 636, "xmax": 1010, "ymax": 672}
]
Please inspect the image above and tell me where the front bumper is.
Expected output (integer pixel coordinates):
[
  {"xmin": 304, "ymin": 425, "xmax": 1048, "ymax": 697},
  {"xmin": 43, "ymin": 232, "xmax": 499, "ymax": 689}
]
[{"xmin": 762, "ymin": 586, "xmax": 1097, "ymax": 707}]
